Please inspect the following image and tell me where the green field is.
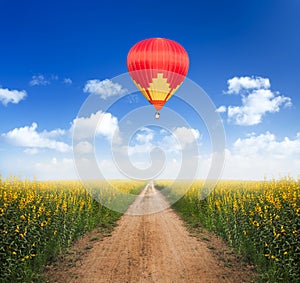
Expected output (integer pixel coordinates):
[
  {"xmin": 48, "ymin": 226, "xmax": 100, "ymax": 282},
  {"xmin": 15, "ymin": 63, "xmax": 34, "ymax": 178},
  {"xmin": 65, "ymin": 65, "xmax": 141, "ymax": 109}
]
[
  {"xmin": 157, "ymin": 178, "xmax": 300, "ymax": 282},
  {"xmin": 1, "ymin": 176, "xmax": 299, "ymax": 282},
  {"xmin": 0, "ymin": 177, "xmax": 144, "ymax": 282}
]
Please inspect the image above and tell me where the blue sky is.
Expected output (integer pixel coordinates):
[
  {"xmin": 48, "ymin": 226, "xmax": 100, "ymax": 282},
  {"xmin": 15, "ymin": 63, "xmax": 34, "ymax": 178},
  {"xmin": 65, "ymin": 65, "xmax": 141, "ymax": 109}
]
[{"xmin": 0, "ymin": 0, "xmax": 299, "ymax": 180}]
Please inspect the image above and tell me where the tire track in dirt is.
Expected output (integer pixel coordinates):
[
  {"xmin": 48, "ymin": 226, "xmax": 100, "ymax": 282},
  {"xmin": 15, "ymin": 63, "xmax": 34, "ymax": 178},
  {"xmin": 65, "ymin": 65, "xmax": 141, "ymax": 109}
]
[{"xmin": 46, "ymin": 183, "xmax": 255, "ymax": 283}]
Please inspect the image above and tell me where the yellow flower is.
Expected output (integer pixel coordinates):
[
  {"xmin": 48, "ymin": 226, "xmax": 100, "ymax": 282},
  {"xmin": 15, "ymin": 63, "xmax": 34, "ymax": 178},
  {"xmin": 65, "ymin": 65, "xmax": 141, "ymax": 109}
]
[
  {"xmin": 40, "ymin": 220, "xmax": 47, "ymax": 227},
  {"xmin": 270, "ymin": 255, "xmax": 279, "ymax": 262},
  {"xmin": 20, "ymin": 232, "xmax": 27, "ymax": 238}
]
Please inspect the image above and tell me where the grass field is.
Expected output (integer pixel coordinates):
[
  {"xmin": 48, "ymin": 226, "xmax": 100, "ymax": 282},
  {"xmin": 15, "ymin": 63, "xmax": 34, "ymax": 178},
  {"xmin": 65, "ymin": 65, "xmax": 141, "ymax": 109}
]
[
  {"xmin": 157, "ymin": 177, "xmax": 300, "ymax": 283},
  {"xmin": 0, "ymin": 176, "xmax": 145, "ymax": 282}
]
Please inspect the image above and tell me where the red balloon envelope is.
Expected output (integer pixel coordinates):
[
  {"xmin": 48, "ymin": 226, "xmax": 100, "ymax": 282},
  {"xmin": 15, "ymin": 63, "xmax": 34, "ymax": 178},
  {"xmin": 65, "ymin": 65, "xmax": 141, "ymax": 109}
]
[{"xmin": 127, "ymin": 38, "xmax": 189, "ymax": 113}]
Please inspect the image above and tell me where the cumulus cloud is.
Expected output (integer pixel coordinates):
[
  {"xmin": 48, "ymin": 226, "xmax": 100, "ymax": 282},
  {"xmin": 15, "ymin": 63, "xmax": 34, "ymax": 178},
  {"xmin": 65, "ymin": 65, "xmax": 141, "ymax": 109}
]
[
  {"xmin": 74, "ymin": 141, "xmax": 93, "ymax": 154},
  {"xmin": 83, "ymin": 79, "xmax": 127, "ymax": 99},
  {"xmin": 33, "ymin": 157, "xmax": 76, "ymax": 180},
  {"xmin": 29, "ymin": 75, "xmax": 49, "ymax": 86},
  {"xmin": 226, "ymin": 76, "xmax": 270, "ymax": 94},
  {"xmin": 228, "ymin": 89, "xmax": 291, "ymax": 125},
  {"xmin": 135, "ymin": 128, "xmax": 154, "ymax": 144},
  {"xmin": 233, "ymin": 131, "xmax": 300, "ymax": 157},
  {"xmin": 216, "ymin": 105, "xmax": 227, "ymax": 113},
  {"xmin": 172, "ymin": 127, "xmax": 200, "ymax": 148},
  {"xmin": 64, "ymin": 78, "xmax": 72, "ymax": 85},
  {"xmin": 72, "ymin": 110, "xmax": 121, "ymax": 143},
  {"xmin": 41, "ymin": 128, "xmax": 66, "ymax": 138},
  {"xmin": 224, "ymin": 76, "xmax": 292, "ymax": 126},
  {"xmin": 2, "ymin": 122, "xmax": 70, "ymax": 153},
  {"xmin": 127, "ymin": 128, "xmax": 155, "ymax": 156},
  {"xmin": 0, "ymin": 86, "xmax": 27, "ymax": 105},
  {"xmin": 221, "ymin": 131, "xmax": 300, "ymax": 180},
  {"xmin": 127, "ymin": 126, "xmax": 200, "ymax": 158},
  {"xmin": 134, "ymin": 126, "xmax": 200, "ymax": 150},
  {"xmin": 24, "ymin": 148, "xmax": 40, "ymax": 155}
]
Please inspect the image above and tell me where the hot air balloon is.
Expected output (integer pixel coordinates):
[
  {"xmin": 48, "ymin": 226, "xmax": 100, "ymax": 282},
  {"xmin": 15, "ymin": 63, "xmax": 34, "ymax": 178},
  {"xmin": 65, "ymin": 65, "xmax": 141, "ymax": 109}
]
[{"xmin": 127, "ymin": 38, "xmax": 189, "ymax": 119}]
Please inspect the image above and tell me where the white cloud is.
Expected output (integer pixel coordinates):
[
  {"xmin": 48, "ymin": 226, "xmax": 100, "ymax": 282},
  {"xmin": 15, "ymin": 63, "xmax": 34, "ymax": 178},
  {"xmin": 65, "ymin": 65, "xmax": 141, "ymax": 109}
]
[
  {"xmin": 83, "ymin": 79, "xmax": 127, "ymax": 99},
  {"xmin": 226, "ymin": 76, "xmax": 270, "ymax": 94},
  {"xmin": 228, "ymin": 89, "xmax": 291, "ymax": 125},
  {"xmin": 135, "ymin": 128, "xmax": 154, "ymax": 144},
  {"xmin": 127, "ymin": 127, "xmax": 200, "ymax": 157},
  {"xmin": 156, "ymin": 127, "xmax": 199, "ymax": 156},
  {"xmin": 74, "ymin": 141, "xmax": 93, "ymax": 154},
  {"xmin": 72, "ymin": 110, "xmax": 120, "ymax": 143},
  {"xmin": 123, "ymin": 128, "xmax": 155, "ymax": 158},
  {"xmin": 41, "ymin": 128, "xmax": 66, "ymax": 138},
  {"xmin": 221, "ymin": 132, "xmax": 300, "ymax": 180},
  {"xmin": 2, "ymin": 122, "xmax": 71, "ymax": 153},
  {"xmin": 124, "ymin": 126, "xmax": 200, "ymax": 172},
  {"xmin": 0, "ymin": 87, "xmax": 27, "ymax": 105},
  {"xmin": 172, "ymin": 127, "xmax": 200, "ymax": 148},
  {"xmin": 1, "ymin": 155, "xmax": 77, "ymax": 180},
  {"xmin": 224, "ymin": 76, "xmax": 292, "ymax": 126},
  {"xmin": 127, "ymin": 126, "xmax": 200, "ymax": 155},
  {"xmin": 29, "ymin": 75, "xmax": 49, "ymax": 86},
  {"xmin": 64, "ymin": 78, "xmax": 72, "ymax": 85},
  {"xmin": 24, "ymin": 148, "xmax": 40, "ymax": 155},
  {"xmin": 33, "ymin": 157, "xmax": 76, "ymax": 180},
  {"xmin": 233, "ymin": 131, "xmax": 300, "ymax": 157},
  {"xmin": 216, "ymin": 105, "xmax": 227, "ymax": 113},
  {"xmin": 127, "ymin": 142, "xmax": 154, "ymax": 157}
]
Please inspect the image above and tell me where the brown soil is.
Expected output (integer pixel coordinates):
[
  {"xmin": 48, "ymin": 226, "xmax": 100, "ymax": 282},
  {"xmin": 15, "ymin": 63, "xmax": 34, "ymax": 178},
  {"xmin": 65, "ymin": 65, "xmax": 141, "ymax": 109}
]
[{"xmin": 44, "ymin": 183, "xmax": 256, "ymax": 283}]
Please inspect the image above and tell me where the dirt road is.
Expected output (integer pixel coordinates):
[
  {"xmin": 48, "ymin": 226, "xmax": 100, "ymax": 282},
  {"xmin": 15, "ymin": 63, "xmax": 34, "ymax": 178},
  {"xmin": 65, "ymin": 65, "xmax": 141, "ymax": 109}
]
[{"xmin": 46, "ymin": 183, "xmax": 255, "ymax": 283}]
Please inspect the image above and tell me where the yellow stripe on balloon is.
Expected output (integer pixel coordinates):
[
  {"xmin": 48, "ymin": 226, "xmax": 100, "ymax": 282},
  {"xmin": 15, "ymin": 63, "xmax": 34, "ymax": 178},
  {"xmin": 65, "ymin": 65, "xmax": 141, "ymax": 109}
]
[{"xmin": 133, "ymin": 73, "xmax": 182, "ymax": 105}]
